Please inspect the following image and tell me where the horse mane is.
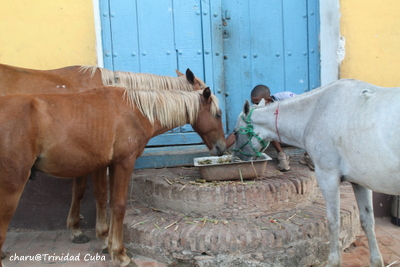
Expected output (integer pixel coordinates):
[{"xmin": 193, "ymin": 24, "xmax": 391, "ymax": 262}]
[
  {"xmin": 79, "ymin": 66, "xmax": 198, "ymax": 91},
  {"xmin": 123, "ymin": 89, "xmax": 219, "ymax": 128}
]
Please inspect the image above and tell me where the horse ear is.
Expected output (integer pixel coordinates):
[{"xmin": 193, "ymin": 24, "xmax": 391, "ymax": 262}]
[
  {"xmin": 185, "ymin": 68, "xmax": 195, "ymax": 84},
  {"xmin": 176, "ymin": 69, "xmax": 184, "ymax": 77},
  {"xmin": 258, "ymin": 98, "xmax": 266, "ymax": 106},
  {"xmin": 203, "ymin": 87, "xmax": 212, "ymax": 102},
  {"xmin": 243, "ymin": 100, "xmax": 250, "ymax": 115}
]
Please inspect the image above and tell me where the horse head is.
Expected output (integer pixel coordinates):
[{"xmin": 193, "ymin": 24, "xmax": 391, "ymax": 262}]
[
  {"xmin": 232, "ymin": 99, "xmax": 270, "ymax": 161},
  {"xmin": 191, "ymin": 87, "xmax": 226, "ymax": 156},
  {"xmin": 176, "ymin": 68, "xmax": 207, "ymax": 91}
]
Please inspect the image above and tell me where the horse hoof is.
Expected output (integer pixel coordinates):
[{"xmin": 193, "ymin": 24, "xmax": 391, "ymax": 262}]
[
  {"xmin": 1, "ymin": 250, "xmax": 6, "ymax": 259},
  {"xmin": 71, "ymin": 234, "xmax": 91, "ymax": 244},
  {"xmin": 120, "ymin": 251, "xmax": 137, "ymax": 267},
  {"xmin": 124, "ymin": 260, "xmax": 138, "ymax": 267},
  {"xmin": 126, "ymin": 251, "xmax": 134, "ymax": 258}
]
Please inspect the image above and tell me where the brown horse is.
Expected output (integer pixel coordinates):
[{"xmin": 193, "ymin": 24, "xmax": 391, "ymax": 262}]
[
  {"xmin": 0, "ymin": 87, "xmax": 225, "ymax": 267},
  {"xmin": 0, "ymin": 63, "xmax": 206, "ymax": 95},
  {"xmin": 0, "ymin": 63, "xmax": 206, "ymax": 246}
]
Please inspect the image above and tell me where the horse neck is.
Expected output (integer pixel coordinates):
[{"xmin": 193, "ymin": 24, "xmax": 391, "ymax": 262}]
[
  {"xmin": 148, "ymin": 121, "xmax": 185, "ymax": 138},
  {"xmin": 146, "ymin": 113, "xmax": 192, "ymax": 138},
  {"xmin": 255, "ymin": 96, "xmax": 316, "ymax": 149}
]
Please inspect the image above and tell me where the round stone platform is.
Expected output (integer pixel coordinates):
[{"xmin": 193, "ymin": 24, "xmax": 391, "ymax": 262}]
[
  {"xmin": 129, "ymin": 160, "xmax": 316, "ymax": 219},
  {"xmin": 124, "ymin": 158, "xmax": 362, "ymax": 266}
]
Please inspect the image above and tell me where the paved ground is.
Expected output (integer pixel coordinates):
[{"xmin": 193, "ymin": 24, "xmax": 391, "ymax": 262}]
[
  {"xmin": 2, "ymin": 229, "xmax": 166, "ymax": 267},
  {"xmin": 342, "ymin": 217, "xmax": 400, "ymax": 267},
  {"xmin": 2, "ymin": 217, "xmax": 399, "ymax": 267},
  {"xmin": 2, "ymin": 149, "xmax": 400, "ymax": 266}
]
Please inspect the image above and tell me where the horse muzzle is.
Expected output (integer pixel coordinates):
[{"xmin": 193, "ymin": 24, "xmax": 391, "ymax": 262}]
[{"xmin": 210, "ymin": 139, "xmax": 226, "ymax": 156}]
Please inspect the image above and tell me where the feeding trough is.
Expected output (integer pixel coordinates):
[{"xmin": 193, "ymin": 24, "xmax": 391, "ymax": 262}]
[{"xmin": 193, "ymin": 153, "xmax": 271, "ymax": 181}]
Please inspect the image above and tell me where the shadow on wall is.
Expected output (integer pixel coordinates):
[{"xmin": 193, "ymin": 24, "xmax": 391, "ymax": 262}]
[{"xmin": 9, "ymin": 173, "xmax": 96, "ymax": 230}]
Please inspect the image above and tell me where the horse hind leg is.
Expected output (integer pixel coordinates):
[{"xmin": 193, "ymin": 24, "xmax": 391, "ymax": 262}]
[
  {"xmin": 0, "ymin": 172, "xmax": 29, "ymax": 267},
  {"xmin": 351, "ymin": 183, "xmax": 384, "ymax": 267},
  {"xmin": 92, "ymin": 168, "xmax": 109, "ymax": 254},
  {"xmin": 67, "ymin": 176, "xmax": 91, "ymax": 244}
]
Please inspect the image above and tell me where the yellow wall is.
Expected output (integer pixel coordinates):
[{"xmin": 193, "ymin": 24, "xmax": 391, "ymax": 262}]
[
  {"xmin": 340, "ymin": 1, "xmax": 400, "ymax": 87},
  {"xmin": 0, "ymin": 0, "xmax": 97, "ymax": 69},
  {"xmin": 3, "ymin": 1, "xmax": 399, "ymax": 85}
]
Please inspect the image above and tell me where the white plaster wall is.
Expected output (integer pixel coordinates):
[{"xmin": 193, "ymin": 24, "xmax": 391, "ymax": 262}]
[
  {"xmin": 319, "ymin": 0, "xmax": 342, "ymax": 86},
  {"xmin": 93, "ymin": 0, "xmax": 104, "ymax": 67}
]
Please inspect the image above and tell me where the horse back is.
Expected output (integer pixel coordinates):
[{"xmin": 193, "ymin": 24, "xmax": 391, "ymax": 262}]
[
  {"xmin": 0, "ymin": 88, "xmax": 150, "ymax": 178},
  {"xmin": 315, "ymin": 79, "xmax": 400, "ymax": 132},
  {"xmin": 0, "ymin": 63, "xmax": 103, "ymax": 96},
  {"xmin": 302, "ymin": 80, "xmax": 400, "ymax": 193}
]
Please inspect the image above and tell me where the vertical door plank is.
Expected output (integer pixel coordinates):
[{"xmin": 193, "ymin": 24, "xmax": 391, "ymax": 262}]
[
  {"xmin": 136, "ymin": 0, "xmax": 177, "ymax": 76},
  {"xmin": 221, "ymin": 0, "xmax": 252, "ymax": 132},
  {"xmin": 174, "ymin": 0, "xmax": 204, "ymax": 78},
  {"xmin": 248, "ymin": 1, "xmax": 285, "ymax": 94},
  {"xmin": 203, "ymin": 0, "xmax": 226, "ymax": 124},
  {"xmin": 109, "ymin": 0, "xmax": 140, "ymax": 72},
  {"xmin": 282, "ymin": 0, "xmax": 309, "ymax": 93},
  {"xmin": 307, "ymin": 0, "xmax": 321, "ymax": 90}
]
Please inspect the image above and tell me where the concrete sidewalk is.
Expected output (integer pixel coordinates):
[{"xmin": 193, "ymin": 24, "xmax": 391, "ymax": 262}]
[{"xmin": 2, "ymin": 217, "xmax": 399, "ymax": 267}]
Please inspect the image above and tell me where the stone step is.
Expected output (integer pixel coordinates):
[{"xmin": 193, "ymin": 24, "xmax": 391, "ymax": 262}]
[{"xmin": 123, "ymin": 183, "xmax": 361, "ymax": 267}]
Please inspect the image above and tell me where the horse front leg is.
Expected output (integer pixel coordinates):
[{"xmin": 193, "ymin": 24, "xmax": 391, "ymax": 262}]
[
  {"xmin": 67, "ymin": 175, "xmax": 91, "ymax": 244},
  {"xmin": 315, "ymin": 169, "xmax": 341, "ymax": 267},
  {"xmin": 351, "ymin": 183, "xmax": 384, "ymax": 267},
  {"xmin": 92, "ymin": 168, "xmax": 109, "ymax": 253},
  {"xmin": 108, "ymin": 159, "xmax": 137, "ymax": 267}
]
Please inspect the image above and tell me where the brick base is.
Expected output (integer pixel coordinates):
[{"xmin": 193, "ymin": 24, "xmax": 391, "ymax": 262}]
[{"xmin": 124, "ymin": 161, "xmax": 362, "ymax": 266}]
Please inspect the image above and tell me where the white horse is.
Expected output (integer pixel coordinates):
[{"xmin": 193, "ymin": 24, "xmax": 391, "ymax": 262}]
[{"xmin": 232, "ymin": 79, "xmax": 400, "ymax": 267}]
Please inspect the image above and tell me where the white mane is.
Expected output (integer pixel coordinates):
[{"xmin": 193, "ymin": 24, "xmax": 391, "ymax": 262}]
[
  {"xmin": 124, "ymin": 89, "xmax": 219, "ymax": 128},
  {"xmin": 79, "ymin": 66, "xmax": 205, "ymax": 91}
]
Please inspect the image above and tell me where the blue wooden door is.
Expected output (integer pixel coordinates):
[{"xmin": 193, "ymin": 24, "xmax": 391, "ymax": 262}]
[
  {"xmin": 100, "ymin": 0, "xmax": 225, "ymax": 168},
  {"xmin": 99, "ymin": 0, "xmax": 320, "ymax": 168},
  {"xmin": 221, "ymin": 0, "xmax": 320, "ymax": 133}
]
